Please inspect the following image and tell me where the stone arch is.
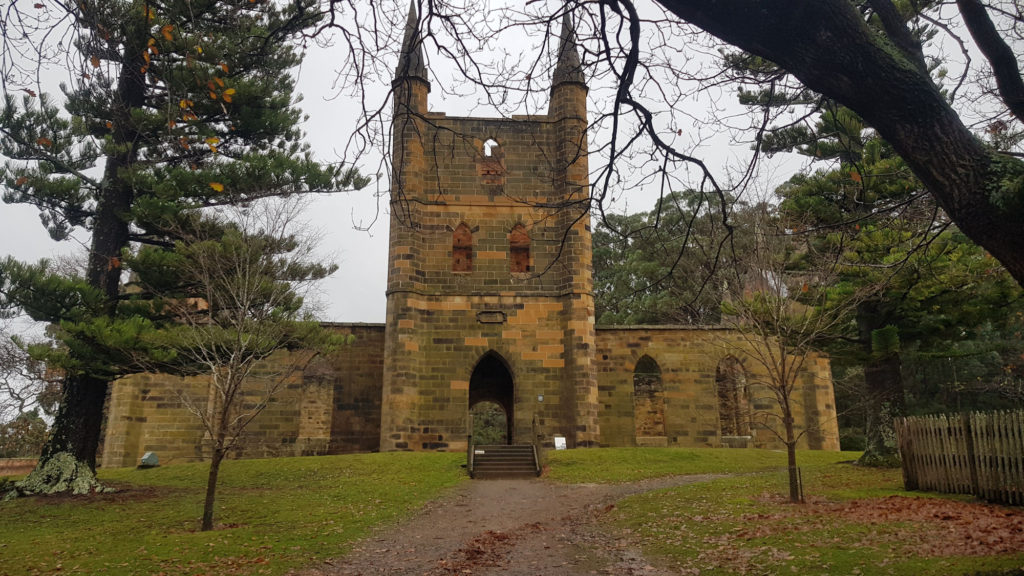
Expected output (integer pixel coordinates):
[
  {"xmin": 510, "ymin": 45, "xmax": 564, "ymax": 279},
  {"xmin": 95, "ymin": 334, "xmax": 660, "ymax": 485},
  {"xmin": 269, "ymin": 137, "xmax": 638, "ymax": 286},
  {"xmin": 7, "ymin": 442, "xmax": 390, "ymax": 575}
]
[
  {"xmin": 633, "ymin": 354, "xmax": 666, "ymax": 440},
  {"xmin": 452, "ymin": 222, "xmax": 473, "ymax": 272},
  {"xmin": 716, "ymin": 355, "xmax": 751, "ymax": 438},
  {"xmin": 469, "ymin": 351, "xmax": 514, "ymax": 444},
  {"xmin": 509, "ymin": 223, "xmax": 530, "ymax": 273}
]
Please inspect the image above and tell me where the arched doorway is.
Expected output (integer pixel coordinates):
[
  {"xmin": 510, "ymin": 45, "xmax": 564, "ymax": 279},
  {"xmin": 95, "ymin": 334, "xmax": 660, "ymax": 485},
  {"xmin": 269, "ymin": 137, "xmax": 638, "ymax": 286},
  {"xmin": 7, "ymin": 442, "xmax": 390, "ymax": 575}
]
[
  {"xmin": 469, "ymin": 352, "xmax": 514, "ymax": 445},
  {"xmin": 633, "ymin": 355, "xmax": 666, "ymax": 439},
  {"xmin": 716, "ymin": 356, "xmax": 751, "ymax": 438}
]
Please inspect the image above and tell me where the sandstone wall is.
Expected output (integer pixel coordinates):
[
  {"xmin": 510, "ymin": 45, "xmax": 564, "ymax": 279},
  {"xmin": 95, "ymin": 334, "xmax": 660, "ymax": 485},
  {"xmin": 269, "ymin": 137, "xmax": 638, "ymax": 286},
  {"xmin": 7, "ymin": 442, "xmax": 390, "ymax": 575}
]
[
  {"xmin": 100, "ymin": 324, "xmax": 385, "ymax": 468},
  {"xmin": 595, "ymin": 326, "xmax": 840, "ymax": 451}
]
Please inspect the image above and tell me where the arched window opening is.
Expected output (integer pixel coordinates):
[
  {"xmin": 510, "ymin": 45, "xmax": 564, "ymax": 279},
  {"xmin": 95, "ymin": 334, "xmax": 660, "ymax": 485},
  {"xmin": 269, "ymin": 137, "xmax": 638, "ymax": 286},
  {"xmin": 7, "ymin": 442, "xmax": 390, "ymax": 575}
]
[
  {"xmin": 509, "ymin": 224, "xmax": 530, "ymax": 273},
  {"xmin": 633, "ymin": 355, "xmax": 666, "ymax": 439},
  {"xmin": 453, "ymin": 223, "xmax": 472, "ymax": 272},
  {"xmin": 483, "ymin": 138, "xmax": 499, "ymax": 157},
  {"xmin": 716, "ymin": 356, "xmax": 751, "ymax": 437}
]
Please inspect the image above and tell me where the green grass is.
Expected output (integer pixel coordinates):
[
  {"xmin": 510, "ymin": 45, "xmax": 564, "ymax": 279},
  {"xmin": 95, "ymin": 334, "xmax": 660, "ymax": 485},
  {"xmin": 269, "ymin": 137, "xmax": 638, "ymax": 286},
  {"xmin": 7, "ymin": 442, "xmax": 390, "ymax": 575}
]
[
  {"xmin": 559, "ymin": 449, "xmax": 1024, "ymax": 576},
  {"xmin": 0, "ymin": 452, "xmax": 465, "ymax": 576},
  {"xmin": 545, "ymin": 446, "xmax": 861, "ymax": 483}
]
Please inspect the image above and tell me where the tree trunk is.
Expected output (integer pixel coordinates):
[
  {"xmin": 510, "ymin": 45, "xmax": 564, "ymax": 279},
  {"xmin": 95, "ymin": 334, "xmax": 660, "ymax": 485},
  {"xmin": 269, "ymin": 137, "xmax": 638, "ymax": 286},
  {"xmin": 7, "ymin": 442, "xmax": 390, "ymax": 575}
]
[
  {"xmin": 15, "ymin": 373, "xmax": 108, "ymax": 495},
  {"xmin": 26, "ymin": 24, "xmax": 148, "ymax": 494},
  {"xmin": 784, "ymin": 416, "xmax": 801, "ymax": 503},
  {"xmin": 855, "ymin": 301, "xmax": 905, "ymax": 467},
  {"xmin": 656, "ymin": 0, "xmax": 1024, "ymax": 287},
  {"xmin": 202, "ymin": 447, "xmax": 226, "ymax": 532},
  {"xmin": 859, "ymin": 352, "xmax": 904, "ymax": 467}
]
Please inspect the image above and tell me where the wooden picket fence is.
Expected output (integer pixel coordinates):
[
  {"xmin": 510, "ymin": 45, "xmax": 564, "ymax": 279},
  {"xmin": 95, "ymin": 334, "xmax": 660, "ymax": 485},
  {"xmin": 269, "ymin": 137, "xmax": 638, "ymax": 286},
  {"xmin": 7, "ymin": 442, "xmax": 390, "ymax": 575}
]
[{"xmin": 895, "ymin": 411, "xmax": 1024, "ymax": 506}]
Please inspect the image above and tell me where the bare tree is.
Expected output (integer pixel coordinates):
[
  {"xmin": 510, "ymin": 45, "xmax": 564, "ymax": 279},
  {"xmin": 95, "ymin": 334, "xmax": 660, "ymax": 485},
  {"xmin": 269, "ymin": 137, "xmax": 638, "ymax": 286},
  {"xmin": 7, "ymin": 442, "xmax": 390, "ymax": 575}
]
[
  {"xmin": 128, "ymin": 199, "xmax": 341, "ymax": 531},
  {"xmin": 719, "ymin": 206, "xmax": 871, "ymax": 502}
]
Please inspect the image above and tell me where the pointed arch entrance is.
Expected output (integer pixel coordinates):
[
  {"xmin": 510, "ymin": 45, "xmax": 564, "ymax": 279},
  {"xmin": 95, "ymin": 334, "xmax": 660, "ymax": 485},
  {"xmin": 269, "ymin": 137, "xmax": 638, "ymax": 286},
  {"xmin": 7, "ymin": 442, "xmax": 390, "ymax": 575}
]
[{"xmin": 469, "ymin": 352, "xmax": 514, "ymax": 445}]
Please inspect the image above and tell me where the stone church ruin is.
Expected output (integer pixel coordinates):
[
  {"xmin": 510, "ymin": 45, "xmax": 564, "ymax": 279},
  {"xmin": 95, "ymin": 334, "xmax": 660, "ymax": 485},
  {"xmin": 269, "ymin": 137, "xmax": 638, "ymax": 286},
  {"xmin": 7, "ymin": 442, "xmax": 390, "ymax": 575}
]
[{"xmin": 100, "ymin": 6, "xmax": 839, "ymax": 468}]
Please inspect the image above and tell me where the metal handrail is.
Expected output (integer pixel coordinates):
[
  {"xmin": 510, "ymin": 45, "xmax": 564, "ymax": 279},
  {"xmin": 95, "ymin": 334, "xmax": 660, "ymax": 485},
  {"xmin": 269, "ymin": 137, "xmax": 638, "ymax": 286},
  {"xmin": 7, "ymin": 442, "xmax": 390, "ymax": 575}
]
[{"xmin": 531, "ymin": 442, "xmax": 541, "ymax": 477}]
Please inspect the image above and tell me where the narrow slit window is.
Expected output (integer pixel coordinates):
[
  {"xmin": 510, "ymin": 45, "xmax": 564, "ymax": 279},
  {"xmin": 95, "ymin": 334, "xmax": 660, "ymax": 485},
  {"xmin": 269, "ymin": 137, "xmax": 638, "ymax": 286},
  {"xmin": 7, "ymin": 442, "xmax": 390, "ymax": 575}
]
[
  {"xmin": 453, "ymin": 223, "xmax": 473, "ymax": 272},
  {"xmin": 509, "ymin": 224, "xmax": 530, "ymax": 273}
]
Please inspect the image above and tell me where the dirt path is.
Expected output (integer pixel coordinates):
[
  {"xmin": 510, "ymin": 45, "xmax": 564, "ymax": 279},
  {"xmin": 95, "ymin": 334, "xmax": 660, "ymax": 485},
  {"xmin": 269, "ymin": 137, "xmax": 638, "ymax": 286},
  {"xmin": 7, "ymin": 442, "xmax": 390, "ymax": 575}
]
[{"xmin": 297, "ymin": 475, "xmax": 720, "ymax": 576}]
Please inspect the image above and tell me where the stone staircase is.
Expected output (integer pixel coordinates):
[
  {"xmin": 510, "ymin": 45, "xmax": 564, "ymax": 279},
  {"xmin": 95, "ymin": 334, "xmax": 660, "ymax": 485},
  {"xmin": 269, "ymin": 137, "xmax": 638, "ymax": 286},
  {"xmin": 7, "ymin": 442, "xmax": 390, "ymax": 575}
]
[{"xmin": 469, "ymin": 444, "xmax": 539, "ymax": 479}]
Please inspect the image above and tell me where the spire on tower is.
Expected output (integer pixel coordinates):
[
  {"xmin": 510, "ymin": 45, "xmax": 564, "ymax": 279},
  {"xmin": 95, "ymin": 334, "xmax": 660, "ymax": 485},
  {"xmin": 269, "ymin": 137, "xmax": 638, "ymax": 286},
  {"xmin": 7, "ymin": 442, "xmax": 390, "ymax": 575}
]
[
  {"xmin": 552, "ymin": 11, "xmax": 585, "ymax": 87},
  {"xmin": 395, "ymin": 0, "xmax": 429, "ymax": 83}
]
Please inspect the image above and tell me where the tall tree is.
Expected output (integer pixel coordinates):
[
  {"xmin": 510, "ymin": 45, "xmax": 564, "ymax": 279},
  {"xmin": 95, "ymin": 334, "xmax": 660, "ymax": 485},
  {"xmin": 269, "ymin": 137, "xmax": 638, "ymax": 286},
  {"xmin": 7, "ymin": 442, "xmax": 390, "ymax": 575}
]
[
  {"xmin": 594, "ymin": 190, "xmax": 750, "ymax": 326},
  {"xmin": 1, "ymin": 1, "xmax": 366, "ymax": 494}
]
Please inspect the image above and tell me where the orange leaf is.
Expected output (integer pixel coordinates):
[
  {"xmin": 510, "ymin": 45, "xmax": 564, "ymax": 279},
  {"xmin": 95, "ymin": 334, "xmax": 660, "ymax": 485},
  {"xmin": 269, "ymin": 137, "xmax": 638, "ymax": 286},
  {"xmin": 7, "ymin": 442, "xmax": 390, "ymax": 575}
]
[
  {"xmin": 148, "ymin": 37, "xmax": 156, "ymax": 47},
  {"xmin": 214, "ymin": 77, "xmax": 224, "ymax": 87},
  {"xmin": 179, "ymin": 99, "xmax": 193, "ymax": 109},
  {"xmin": 179, "ymin": 137, "xmax": 190, "ymax": 149},
  {"xmin": 209, "ymin": 182, "xmax": 225, "ymax": 192},
  {"xmin": 168, "ymin": 120, "xmax": 176, "ymax": 128},
  {"xmin": 105, "ymin": 121, "xmax": 113, "ymax": 129},
  {"xmin": 15, "ymin": 176, "xmax": 28, "ymax": 186},
  {"xmin": 142, "ymin": 51, "xmax": 150, "ymax": 64},
  {"xmin": 161, "ymin": 24, "xmax": 174, "ymax": 42},
  {"xmin": 107, "ymin": 256, "xmax": 121, "ymax": 271},
  {"xmin": 220, "ymin": 63, "xmax": 229, "ymax": 73},
  {"xmin": 801, "ymin": 282, "xmax": 809, "ymax": 293},
  {"xmin": 36, "ymin": 137, "xmax": 52, "ymax": 147},
  {"xmin": 209, "ymin": 91, "xmax": 217, "ymax": 100},
  {"xmin": 222, "ymin": 93, "xmax": 232, "ymax": 103},
  {"xmin": 208, "ymin": 144, "xmax": 218, "ymax": 154},
  {"xmin": 206, "ymin": 80, "xmax": 215, "ymax": 91},
  {"xmin": 90, "ymin": 55, "xmax": 100, "ymax": 68},
  {"xmin": 850, "ymin": 170, "xmax": 862, "ymax": 183}
]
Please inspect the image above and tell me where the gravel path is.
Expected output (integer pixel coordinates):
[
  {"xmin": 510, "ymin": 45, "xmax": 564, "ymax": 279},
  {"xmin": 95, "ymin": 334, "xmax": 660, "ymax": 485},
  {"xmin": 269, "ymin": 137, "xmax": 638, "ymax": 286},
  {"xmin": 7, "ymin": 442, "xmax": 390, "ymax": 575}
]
[{"xmin": 296, "ymin": 475, "xmax": 721, "ymax": 576}]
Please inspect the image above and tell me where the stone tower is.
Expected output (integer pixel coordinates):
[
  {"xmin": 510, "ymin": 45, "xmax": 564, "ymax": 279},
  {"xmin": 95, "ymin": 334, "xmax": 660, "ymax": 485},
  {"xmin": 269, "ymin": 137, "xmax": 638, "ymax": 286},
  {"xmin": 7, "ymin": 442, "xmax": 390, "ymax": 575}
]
[{"xmin": 379, "ymin": 5, "xmax": 599, "ymax": 451}]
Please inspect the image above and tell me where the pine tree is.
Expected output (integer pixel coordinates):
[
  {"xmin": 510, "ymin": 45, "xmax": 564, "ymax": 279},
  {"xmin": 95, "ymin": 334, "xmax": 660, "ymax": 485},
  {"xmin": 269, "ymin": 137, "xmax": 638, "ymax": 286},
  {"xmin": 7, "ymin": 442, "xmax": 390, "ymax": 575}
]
[{"xmin": 0, "ymin": 0, "xmax": 367, "ymax": 494}]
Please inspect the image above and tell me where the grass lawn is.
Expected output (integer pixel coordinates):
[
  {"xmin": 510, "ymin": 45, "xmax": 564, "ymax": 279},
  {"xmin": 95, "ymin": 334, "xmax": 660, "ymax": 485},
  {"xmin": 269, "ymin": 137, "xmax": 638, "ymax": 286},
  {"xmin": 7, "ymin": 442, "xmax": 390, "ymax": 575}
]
[
  {"xmin": 545, "ymin": 448, "xmax": 1024, "ymax": 576},
  {"xmin": 0, "ymin": 452, "xmax": 465, "ymax": 576},
  {"xmin": 3, "ymin": 448, "xmax": 1022, "ymax": 576}
]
